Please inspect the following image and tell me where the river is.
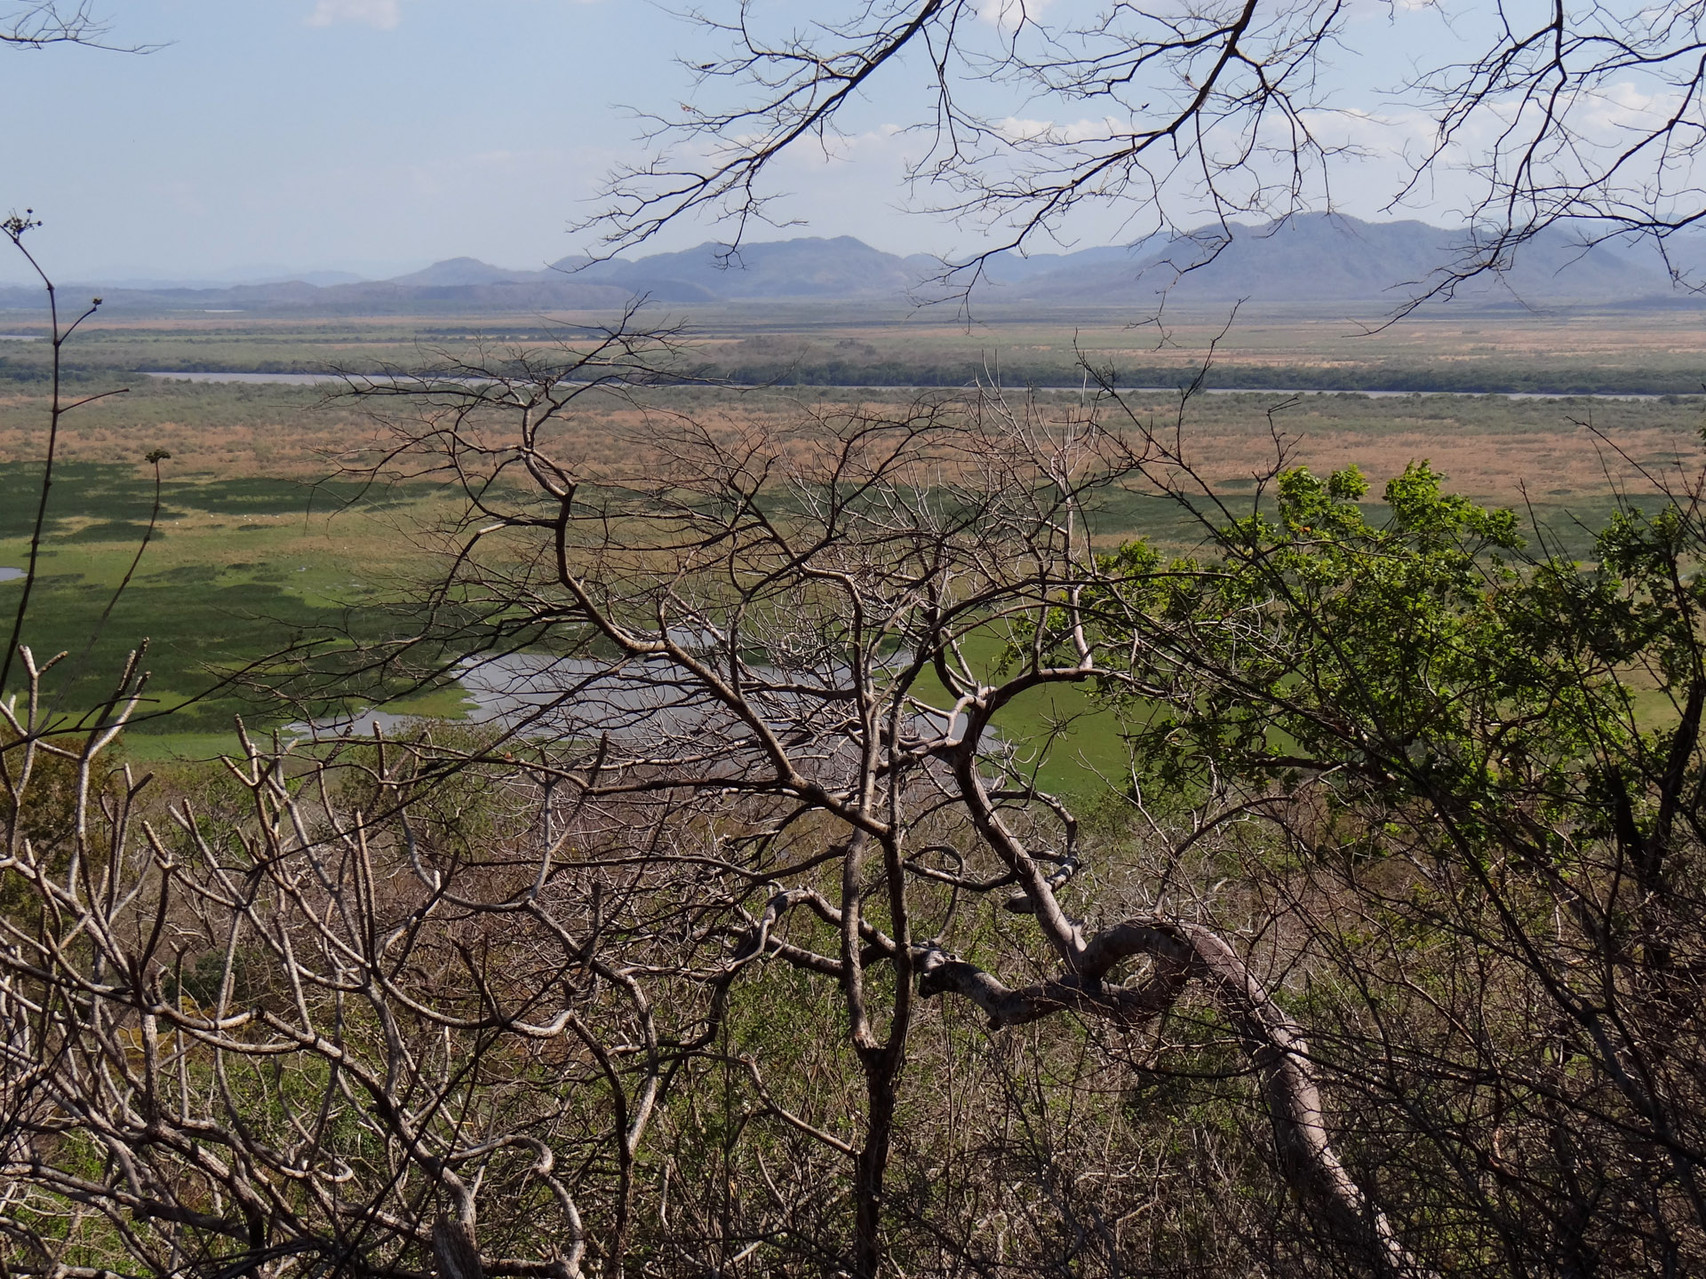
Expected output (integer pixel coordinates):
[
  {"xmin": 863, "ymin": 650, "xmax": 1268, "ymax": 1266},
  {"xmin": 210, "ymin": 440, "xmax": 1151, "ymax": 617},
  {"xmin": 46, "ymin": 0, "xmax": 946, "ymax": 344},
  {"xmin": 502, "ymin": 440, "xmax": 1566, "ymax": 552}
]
[{"xmin": 142, "ymin": 371, "xmax": 1702, "ymax": 402}]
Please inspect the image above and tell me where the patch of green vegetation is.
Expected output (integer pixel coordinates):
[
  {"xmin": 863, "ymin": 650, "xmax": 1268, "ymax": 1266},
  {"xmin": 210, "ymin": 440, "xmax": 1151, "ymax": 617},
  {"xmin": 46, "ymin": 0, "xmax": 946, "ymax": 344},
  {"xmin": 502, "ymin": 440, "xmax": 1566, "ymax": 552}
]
[
  {"xmin": 117, "ymin": 729, "xmax": 252, "ymax": 763},
  {"xmin": 189, "ymin": 475, "xmax": 417, "ymax": 514},
  {"xmin": 381, "ymin": 683, "xmax": 476, "ymax": 719},
  {"xmin": 904, "ymin": 629, "xmax": 1131, "ymax": 799},
  {"xmin": 0, "ymin": 463, "xmax": 186, "ymax": 539},
  {"xmin": 62, "ymin": 521, "xmax": 162, "ymax": 543},
  {"xmin": 0, "ymin": 461, "xmax": 449, "ymax": 735},
  {"xmin": 11, "ymin": 309, "xmax": 1706, "ymax": 397}
]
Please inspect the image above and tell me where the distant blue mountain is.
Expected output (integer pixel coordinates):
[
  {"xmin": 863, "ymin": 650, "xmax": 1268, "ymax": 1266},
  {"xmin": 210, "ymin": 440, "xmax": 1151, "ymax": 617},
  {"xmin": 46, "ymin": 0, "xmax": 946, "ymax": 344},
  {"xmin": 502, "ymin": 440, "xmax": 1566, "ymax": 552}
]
[
  {"xmin": 387, "ymin": 257, "xmax": 547, "ymax": 288},
  {"xmin": 386, "ymin": 216, "xmax": 1706, "ymax": 309},
  {"xmin": 3, "ymin": 215, "xmax": 1700, "ymax": 315},
  {"xmin": 567, "ymin": 235, "xmax": 929, "ymax": 300},
  {"xmin": 995, "ymin": 215, "xmax": 1679, "ymax": 308}
]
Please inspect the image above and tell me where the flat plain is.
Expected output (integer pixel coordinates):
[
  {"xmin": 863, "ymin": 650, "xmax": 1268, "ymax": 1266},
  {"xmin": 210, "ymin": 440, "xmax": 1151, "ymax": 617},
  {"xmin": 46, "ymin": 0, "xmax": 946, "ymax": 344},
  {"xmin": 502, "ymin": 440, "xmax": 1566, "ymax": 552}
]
[{"xmin": 2, "ymin": 304, "xmax": 1700, "ymax": 771}]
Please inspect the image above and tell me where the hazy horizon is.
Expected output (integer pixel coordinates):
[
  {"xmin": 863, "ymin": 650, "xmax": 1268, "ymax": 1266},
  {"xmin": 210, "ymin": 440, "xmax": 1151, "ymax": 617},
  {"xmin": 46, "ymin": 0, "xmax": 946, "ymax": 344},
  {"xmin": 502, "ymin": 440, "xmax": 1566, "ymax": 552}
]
[
  {"xmin": 3, "ymin": 212, "xmax": 1511, "ymax": 292},
  {"xmin": 0, "ymin": 2, "xmax": 1518, "ymax": 288}
]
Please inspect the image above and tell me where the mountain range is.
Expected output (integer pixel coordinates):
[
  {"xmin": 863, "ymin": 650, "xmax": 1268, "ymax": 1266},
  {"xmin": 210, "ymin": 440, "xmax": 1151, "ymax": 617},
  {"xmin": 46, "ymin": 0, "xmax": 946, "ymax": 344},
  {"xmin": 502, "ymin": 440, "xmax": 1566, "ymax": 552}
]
[{"xmin": 4, "ymin": 215, "xmax": 1703, "ymax": 316}]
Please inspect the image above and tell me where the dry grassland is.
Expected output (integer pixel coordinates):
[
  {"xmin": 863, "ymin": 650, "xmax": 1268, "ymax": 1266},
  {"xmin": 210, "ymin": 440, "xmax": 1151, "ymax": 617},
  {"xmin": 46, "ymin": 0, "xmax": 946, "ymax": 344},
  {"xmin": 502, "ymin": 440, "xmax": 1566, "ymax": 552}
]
[
  {"xmin": 1, "ymin": 378, "xmax": 1699, "ymax": 511},
  {"xmin": 1, "ymin": 306, "xmax": 1701, "ymax": 510}
]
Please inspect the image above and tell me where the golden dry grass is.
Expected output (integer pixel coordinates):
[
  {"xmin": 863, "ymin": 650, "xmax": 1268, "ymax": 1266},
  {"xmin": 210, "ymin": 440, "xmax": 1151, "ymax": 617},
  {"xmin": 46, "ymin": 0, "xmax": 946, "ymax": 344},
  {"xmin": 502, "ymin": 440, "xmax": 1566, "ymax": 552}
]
[{"xmin": 2, "ymin": 306, "xmax": 1700, "ymax": 507}]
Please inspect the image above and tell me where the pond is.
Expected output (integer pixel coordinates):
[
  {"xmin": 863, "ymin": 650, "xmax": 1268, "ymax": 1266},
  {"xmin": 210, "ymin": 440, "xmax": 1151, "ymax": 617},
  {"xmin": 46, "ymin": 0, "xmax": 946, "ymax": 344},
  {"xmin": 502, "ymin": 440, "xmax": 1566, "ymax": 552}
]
[
  {"xmin": 290, "ymin": 653, "xmax": 830, "ymax": 743},
  {"xmin": 286, "ymin": 652, "xmax": 971, "ymax": 753}
]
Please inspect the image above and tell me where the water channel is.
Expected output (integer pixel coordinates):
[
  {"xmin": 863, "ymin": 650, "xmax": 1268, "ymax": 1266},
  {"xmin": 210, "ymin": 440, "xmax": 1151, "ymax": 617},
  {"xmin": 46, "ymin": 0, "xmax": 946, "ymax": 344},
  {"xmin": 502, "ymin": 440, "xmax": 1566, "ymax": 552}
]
[{"xmin": 142, "ymin": 371, "xmax": 1702, "ymax": 402}]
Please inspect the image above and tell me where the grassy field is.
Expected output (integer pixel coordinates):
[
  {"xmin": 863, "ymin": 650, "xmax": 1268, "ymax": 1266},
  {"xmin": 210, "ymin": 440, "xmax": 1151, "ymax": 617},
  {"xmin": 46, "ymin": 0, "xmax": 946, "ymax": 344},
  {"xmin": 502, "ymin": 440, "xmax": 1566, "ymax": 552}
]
[
  {"xmin": 8, "ymin": 303, "xmax": 1706, "ymax": 392},
  {"xmin": 0, "ymin": 460, "xmax": 465, "ymax": 752},
  {"xmin": 0, "ymin": 309, "xmax": 1698, "ymax": 777}
]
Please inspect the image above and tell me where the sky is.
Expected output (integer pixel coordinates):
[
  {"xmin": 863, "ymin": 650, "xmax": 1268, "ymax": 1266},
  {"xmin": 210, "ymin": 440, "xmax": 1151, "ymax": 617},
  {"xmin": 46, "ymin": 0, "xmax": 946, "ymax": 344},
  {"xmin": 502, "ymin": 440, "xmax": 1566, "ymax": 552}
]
[{"xmin": 0, "ymin": 1, "xmax": 1509, "ymax": 284}]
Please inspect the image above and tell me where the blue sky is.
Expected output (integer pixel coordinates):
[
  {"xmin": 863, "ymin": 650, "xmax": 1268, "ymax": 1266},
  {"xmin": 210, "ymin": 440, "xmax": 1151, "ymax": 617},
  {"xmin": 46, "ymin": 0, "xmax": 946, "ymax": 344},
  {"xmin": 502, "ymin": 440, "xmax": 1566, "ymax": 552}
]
[
  {"xmin": 0, "ymin": 1, "xmax": 1492, "ymax": 282},
  {"xmin": 3, "ymin": 1, "xmax": 710, "ymax": 279}
]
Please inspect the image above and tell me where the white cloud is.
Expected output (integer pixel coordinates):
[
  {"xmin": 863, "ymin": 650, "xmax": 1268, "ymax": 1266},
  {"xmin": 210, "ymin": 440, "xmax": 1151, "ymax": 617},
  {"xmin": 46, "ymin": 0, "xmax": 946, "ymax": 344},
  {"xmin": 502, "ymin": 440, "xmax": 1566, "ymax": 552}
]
[
  {"xmin": 976, "ymin": 0, "xmax": 1062, "ymax": 29},
  {"xmin": 996, "ymin": 115, "xmax": 1128, "ymax": 145},
  {"xmin": 306, "ymin": 0, "xmax": 403, "ymax": 30}
]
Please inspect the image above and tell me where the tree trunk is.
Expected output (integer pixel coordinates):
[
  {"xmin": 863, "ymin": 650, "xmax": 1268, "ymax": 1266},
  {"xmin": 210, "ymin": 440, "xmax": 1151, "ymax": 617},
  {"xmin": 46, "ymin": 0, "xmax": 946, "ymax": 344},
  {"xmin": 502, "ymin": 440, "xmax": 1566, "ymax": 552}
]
[
  {"xmin": 433, "ymin": 1216, "xmax": 484, "ymax": 1279},
  {"xmin": 853, "ymin": 1052, "xmax": 898, "ymax": 1279}
]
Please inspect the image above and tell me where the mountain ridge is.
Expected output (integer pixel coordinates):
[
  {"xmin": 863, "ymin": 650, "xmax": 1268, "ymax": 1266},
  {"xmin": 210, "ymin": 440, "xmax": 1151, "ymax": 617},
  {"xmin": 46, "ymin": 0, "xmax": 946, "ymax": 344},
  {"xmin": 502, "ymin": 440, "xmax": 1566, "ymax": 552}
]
[{"xmin": 2, "ymin": 215, "xmax": 1701, "ymax": 316}]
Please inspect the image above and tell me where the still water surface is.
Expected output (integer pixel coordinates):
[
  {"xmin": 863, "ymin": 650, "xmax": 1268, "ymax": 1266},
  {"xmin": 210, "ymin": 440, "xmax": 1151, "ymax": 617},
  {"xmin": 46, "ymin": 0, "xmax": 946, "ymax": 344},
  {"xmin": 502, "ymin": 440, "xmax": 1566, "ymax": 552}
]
[{"xmin": 144, "ymin": 370, "xmax": 1700, "ymax": 401}]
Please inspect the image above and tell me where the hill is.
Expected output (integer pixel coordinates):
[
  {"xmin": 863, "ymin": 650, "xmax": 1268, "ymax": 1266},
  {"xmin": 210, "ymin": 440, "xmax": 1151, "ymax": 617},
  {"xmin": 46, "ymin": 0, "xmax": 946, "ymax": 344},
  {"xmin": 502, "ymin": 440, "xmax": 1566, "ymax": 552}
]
[
  {"xmin": 1, "ymin": 215, "xmax": 1699, "ymax": 317},
  {"xmin": 997, "ymin": 216, "xmax": 1676, "ymax": 309}
]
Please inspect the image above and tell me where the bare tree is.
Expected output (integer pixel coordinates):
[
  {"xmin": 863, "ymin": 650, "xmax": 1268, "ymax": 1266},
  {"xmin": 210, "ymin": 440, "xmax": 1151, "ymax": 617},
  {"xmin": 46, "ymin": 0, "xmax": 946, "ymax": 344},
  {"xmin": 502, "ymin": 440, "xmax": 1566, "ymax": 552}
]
[
  {"xmin": 0, "ymin": 212, "xmax": 130, "ymax": 706},
  {"xmin": 0, "ymin": 229, "xmax": 659, "ymax": 1279},
  {"xmin": 593, "ymin": 0, "xmax": 1351, "ymax": 286},
  {"xmin": 589, "ymin": 0, "xmax": 1706, "ymax": 302},
  {"xmin": 0, "ymin": 658, "xmax": 663, "ymax": 1278},
  {"xmin": 326, "ymin": 313, "xmax": 1706, "ymax": 1276},
  {"xmin": 337, "ymin": 345, "xmax": 1440, "ymax": 1277},
  {"xmin": 2, "ymin": 3, "xmax": 146, "ymax": 51},
  {"xmin": 1408, "ymin": 2, "xmax": 1706, "ymax": 283}
]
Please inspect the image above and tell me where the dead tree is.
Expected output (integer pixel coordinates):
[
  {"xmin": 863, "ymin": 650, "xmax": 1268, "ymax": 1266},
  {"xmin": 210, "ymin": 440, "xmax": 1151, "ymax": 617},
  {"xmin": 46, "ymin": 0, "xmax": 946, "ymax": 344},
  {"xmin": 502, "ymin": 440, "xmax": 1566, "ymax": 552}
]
[
  {"xmin": 349, "ymin": 349, "xmax": 1429, "ymax": 1277},
  {"xmin": 0, "ymin": 652, "xmax": 659, "ymax": 1279},
  {"xmin": 591, "ymin": 0, "xmax": 1706, "ymax": 305}
]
